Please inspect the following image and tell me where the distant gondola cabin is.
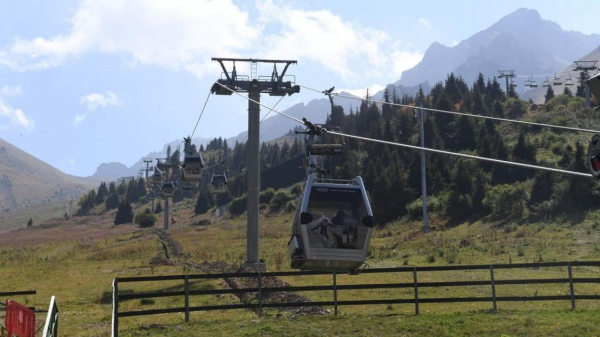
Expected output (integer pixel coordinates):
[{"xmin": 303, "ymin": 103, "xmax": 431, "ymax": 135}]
[{"xmin": 210, "ymin": 174, "xmax": 228, "ymax": 194}]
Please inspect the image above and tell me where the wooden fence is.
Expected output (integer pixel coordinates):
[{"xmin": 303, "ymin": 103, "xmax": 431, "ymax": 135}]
[{"xmin": 112, "ymin": 261, "xmax": 600, "ymax": 337}]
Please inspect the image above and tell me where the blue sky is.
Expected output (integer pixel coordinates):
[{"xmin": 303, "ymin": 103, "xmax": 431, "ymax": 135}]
[{"xmin": 1, "ymin": 0, "xmax": 599, "ymax": 177}]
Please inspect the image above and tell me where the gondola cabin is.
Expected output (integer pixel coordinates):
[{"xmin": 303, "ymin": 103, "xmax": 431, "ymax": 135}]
[
  {"xmin": 288, "ymin": 174, "xmax": 374, "ymax": 273},
  {"xmin": 588, "ymin": 73, "xmax": 600, "ymax": 105},
  {"xmin": 182, "ymin": 155, "xmax": 204, "ymax": 181},
  {"xmin": 182, "ymin": 182, "xmax": 195, "ymax": 191},
  {"xmin": 162, "ymin": 182, "xmax": 175, "ymax": 198},
  {"xmin": 210, "ymin": 174, "xmax": 228, "ymax": 194},
  {"xmin": 153, "ymin": 170, "xmax": 163, "ymax": 185}
]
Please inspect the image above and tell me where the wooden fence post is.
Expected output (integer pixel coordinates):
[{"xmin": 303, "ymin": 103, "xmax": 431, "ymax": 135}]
[
  {"xmin": 568, "ymin": 262, "xmax": 575, "ymax": 310},
  {"xmin": 413, "ymin": 267, "xmax": 419, "ymax": 315},
  {"xmin": 333, "ymin": 272, "xmax": 338, "ymax": 317},
  {"xmin": 257, "ymin": 272, "xmax": 263, "ymax": 318},
  {"xmin": 490, "ymin": 265, "xmax": 497, "ymax": 311},
  {"xmin": 112, "ymin": 279, "xmax": 118, "ymax": 337},
  {"xmin": 184, "ymin": 275, "xmax": 190, "ymax": 322}
]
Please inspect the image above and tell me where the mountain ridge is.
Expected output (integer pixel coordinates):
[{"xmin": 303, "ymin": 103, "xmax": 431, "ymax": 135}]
[{"xmin": 0, "ymin": 137, "xmax": 94, "ymax": 210}]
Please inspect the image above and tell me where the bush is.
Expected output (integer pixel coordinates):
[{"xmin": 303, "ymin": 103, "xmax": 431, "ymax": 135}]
[
  {"xmin": 290, "ymin": 183, "xmax": 303, "ymax": 197},
  {"xmin": 154, "ymin": 201, "xmax": 162, "ymax": 214},
  {"xmin": 135, "ymin": 209, "xmax": 157, "ymax": 228},
  {"xmin": 284, "ymin": 200, "xmax": 297, "ymax": 213},
  {"xmin": 229, "ymin": 195, "xmax": 247, "ymax": 216},
  {"xmin": 259, "ymin": 188, "xmax": 276, "ymax": 204},
  {"xmin": 506, "ymin": 98, "xmax": 527, "ymax": 119},
  {"xmin": 269, "ymin": 189, "xmax": 294, "ymax": 213},
  {"xmin": 483, "ymin": 183, "xmax": 528, "ymax": 219}
]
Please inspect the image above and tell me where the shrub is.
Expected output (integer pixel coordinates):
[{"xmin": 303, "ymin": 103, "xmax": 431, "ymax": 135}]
[
  {"xmin": 483, "ymin": 183, "xmax": 528, "ymax": 219},
  {"xmin": 269, "ymin": 189, "xmax": 294, "ymax": 213},
  {"xmin": 229, "ymin": 195, "xmax": 247, "ymax": 216},
  {"xmin": 135, "ymin": 209, "xmax": 157, "ymax": 228},
  {"xmin": 154, "ymin": 201, "xmax": 162, "ymax": 214},
  {"xmin": 259, "ymin": 188, "xmax": 276, "ymax": 204},
  {"xmin": 284, "ymin": 200, "xmax": 297, "ymax": 213},
  {"xmin": 506, "ymin": 98, "xmax": 527, "ymax": 119},
  {"xmin": 290, "ymin": 183, "xmax": 303, "ymax": 197}
]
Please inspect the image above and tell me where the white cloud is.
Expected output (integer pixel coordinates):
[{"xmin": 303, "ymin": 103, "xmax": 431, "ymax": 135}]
[
  {"xmin": 418, "ymin": 17, "xmax": 432, "ymax": 30},
  {"xmin": 76, "ymin": 91, "xmax": 121, "ymax": 125},
  {"xmin": 0, "ymin": 0, "xmax": 423, "ymax": 83},
  {"xmin": 0, "ymin": 97, "xmax": 34, "ymax": 131},
  {"xmin": 0, "ymin": 0, "xmax": 259, "ymax": 77},
  {"xmin": 66, "ymin": 158, "xmax": 76, "ymax": 165},
  {"xmin": 0, "ymin": 85, "xmax": 23, "ymax": 97}
]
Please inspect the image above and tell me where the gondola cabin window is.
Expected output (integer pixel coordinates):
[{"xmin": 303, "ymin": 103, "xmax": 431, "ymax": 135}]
[{"xmin": 304, "ymin": 186, "xmax": 369, "ymax": 250}]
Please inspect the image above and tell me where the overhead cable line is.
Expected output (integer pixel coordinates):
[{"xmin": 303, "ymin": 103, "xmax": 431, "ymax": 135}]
[
  {"xmin": 221, "ymin": 82, "xmax": 592, "ymax": 179},
  {"xmin": 191, "ymin": 89, "xmax": 213, "ymax": 139},
  {"xmin": 299, "ymin": 85, "xmax": 600, "ymax": 134}
]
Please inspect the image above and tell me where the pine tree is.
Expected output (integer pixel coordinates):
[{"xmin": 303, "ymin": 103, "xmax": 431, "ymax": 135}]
[
  {"xmin": 155, "ymin": 201, "xmax": 163, "ymax": 214},
  {"xmin": 105, "ymin": 182, "xmax": 120, "ymax": 210},
  {"xmin": 544, "ymin": 85, "xmax": 555, "ymax": 103},
  {"xmin": 563, "ymin": 86, "xmax": 573, "ymax": 97},
  {"xmin": 137, "ymin": 178, "xmax": 147, "ymax": 199},
  {"xmin": 114, "ymin": 198, "xmax": 134, "ymax": 225},
  {"xmin": 95, "ymin": 182, "xmax": 108, "ymax": 204},
  {"xmin": 27, "ymin": 217, "xmax": 33, "ymax": 228},
  {"xmin": 117, "ymin": 180, "xmax": 127, "ymax": 195},
  {"xmin": 126, "ymin": 179, "xmax": 139, "ymax": 202},
  {"xmin": 195, "ymin": 186, "xmax": 214, "ymax": 215}
]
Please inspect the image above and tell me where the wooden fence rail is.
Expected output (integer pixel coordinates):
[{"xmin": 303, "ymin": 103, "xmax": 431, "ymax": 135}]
[{"xmin": 111, "ymin": 261, "xmax": 600, "ymax": 337}]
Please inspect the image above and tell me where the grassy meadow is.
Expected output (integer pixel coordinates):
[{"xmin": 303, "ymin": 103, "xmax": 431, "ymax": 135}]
[{"xmin": 1, "ymin": 197, "xmax": 600, "ymax": 336}]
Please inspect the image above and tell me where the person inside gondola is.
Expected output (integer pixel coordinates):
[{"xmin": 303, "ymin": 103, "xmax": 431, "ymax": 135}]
[
  {"xmin": 310, "ymin": 215, "xmax": 330, "ymax": 239},
  {"xmin": 331, "ymin": 210, "xmax": 346, "ymax": 227}
]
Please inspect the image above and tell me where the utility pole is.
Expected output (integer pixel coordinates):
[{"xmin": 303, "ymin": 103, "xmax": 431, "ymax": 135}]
[
  {"xmin": 211, "ymin": 58, "xmax": 300, "ymax": 271},
  {"xmin": 498, "ymin": 70, "xmax": 516, "ymax": 96},
  {"xmin": 574, "ymin": 61, "xmax": 598, "ymax": 108},
  {"xmin": 142, "ymin": 158, "xmax": 154, "ymax": 212},
  {"xmin": 418, "ymin": 96, "xmax": 429, "ymax": 233},
  {"xmin": 156, "ymin": 158, "xmax": 170, "ymax": 230}
]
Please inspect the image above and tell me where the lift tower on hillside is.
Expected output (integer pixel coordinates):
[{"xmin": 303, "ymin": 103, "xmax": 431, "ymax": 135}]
[
  {"xmin": 574, "ymin": 61, "xmax": 598, "ymax": 109},
  {"xmin": 498, "ymin": 70, "xmax": 516, "ymax": 96},
  {"xmin": 211, "ymin": 57, "xmax": 300, "ymax": 270}
]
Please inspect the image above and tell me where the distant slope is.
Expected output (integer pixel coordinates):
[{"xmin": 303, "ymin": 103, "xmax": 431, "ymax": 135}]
[
  {"xmin": 398, "ymin": 8, "xmax": 600, "ymax": 88},
  {"xmin": 0, "ymin": 138, "xmax": 93, "ymax": 210}
]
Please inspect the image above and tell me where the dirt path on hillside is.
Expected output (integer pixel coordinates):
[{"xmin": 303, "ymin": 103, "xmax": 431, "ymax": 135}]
[{"xmin": 149, "ymin": 229, "xmax": 327, "ymax": 316}]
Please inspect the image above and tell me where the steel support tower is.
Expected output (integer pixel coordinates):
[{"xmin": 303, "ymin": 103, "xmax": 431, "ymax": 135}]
[
  {"xmin": 574, "ymin": 61, "xmax": 598, "ymax": 108},
  {"xmin": 498, "ymin": 70, "xmax": 516, "ymax": 96},
  {"xmin": 418, "ymin": 96, "xmax": 429, "ymax": 233},
  {"xmin": 211, "ymin": 58, "xmax": 300, "ymax": 271}
]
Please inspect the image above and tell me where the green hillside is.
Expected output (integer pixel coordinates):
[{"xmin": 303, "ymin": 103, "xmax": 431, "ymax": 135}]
[{"xmin": 0, "ymin": 138, "xmax": 94, "ymax": 213}]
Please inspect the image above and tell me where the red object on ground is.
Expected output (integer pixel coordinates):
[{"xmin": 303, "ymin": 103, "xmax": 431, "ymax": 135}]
[{"xmin": 5, "ymin": 300, "xmax": 35, "ymax": 337}]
